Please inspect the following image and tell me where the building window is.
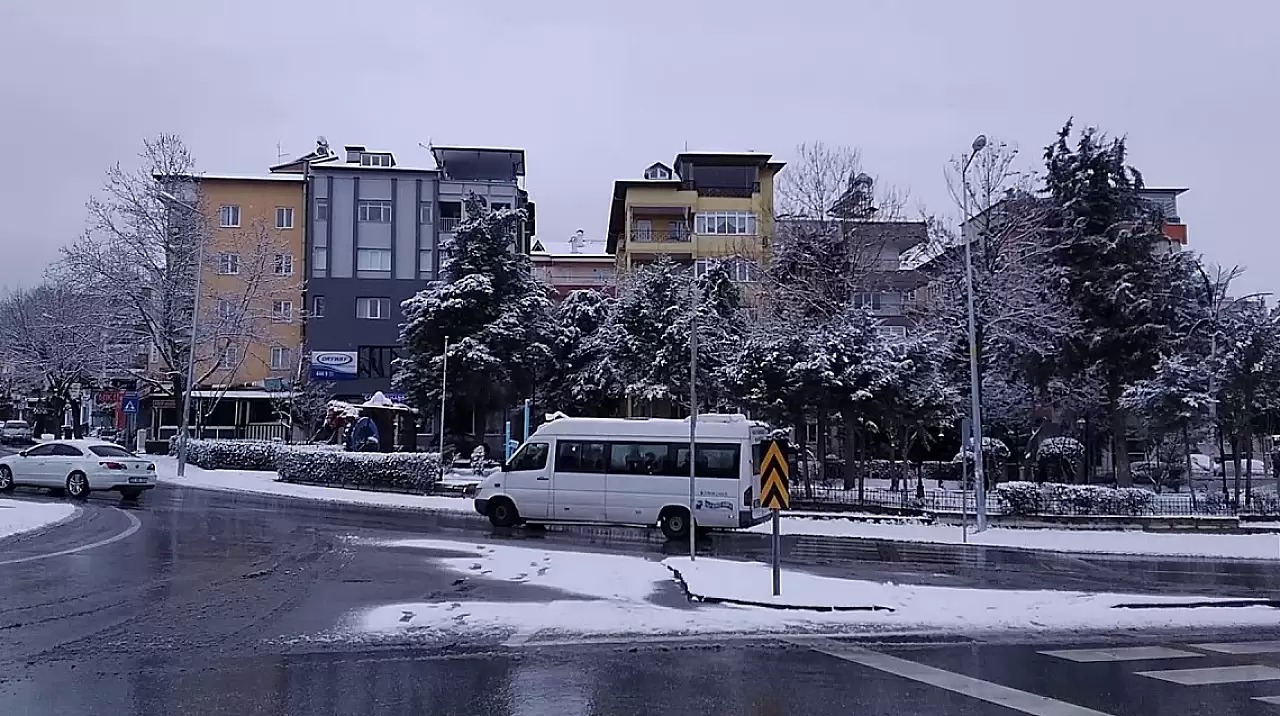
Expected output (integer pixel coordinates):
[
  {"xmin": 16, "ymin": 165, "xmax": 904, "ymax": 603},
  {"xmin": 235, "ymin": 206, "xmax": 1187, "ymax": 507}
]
[
  {"xmin": 275, "ymin": 207, "xmax": 294, "ymax": 229},
  {"xmin": 356, "ymin": 248, "xmax": 392, "ymax": 272},
  {"xmin": 360, "ymin": 153, "xmax": 393, "ymax": 167},
  {"xmin": 876, "ymin": 325, "xmax": 908, "ymax": 339},
  {"xmin": 418, "ymin": 202, "xmax": 433, "ymax": 224},
  {"xmin": 270, "ymin": 346, "xmax": 291, "ymax": 371},
  {"xmin": 439, "ymin": 201, "xmax": 462, "ymax": 232},
  {"xmin": 216, "ymin": 298, "xmax": 235, "ymax": 322},
  {"xmin": 218, "ymin": 252, "xmax": 240, "ymax": 275},
  {"xmin": 491, "ymin": 202, "xmax": 510, "ymax": 212},
  {"xmin": 221, "ymin": 343, "xmax": 238, "ymax": 365},
  {"xmin": 311, "ymin": 295, "xmax": 325, "ymax": 318},
  {"xmin": 855, "ymin": 292, "xmax": 883, "ymax": 310},
  {"xmin": 419, "ymin": 250, "xmax": 434, "ymax": 276},
  {"xmin": 357, "ymin": 346, "xmax": 402, "ymax": 379},
  {"xmin": 274, "ymin": 253, "xmax": 294, "ymax": 276},
  {"xmin": 694, "ymin": 257, "xmax": 758, "ymax": 282},
  {"xmin": 356, "ymin": 297, "xmax": 392, "ymax": 320},
  {"xmin": 312, "ymin": 246, "xmax": 328, "ymax": 273},
  {"xmin": 315, "ymin": 197, "xmax": 329, "ymax": 222},
  {"xmin": 218, "ymin": 205, "xmax": 241, "ymax": 228},
  {"xmin": 695, "ymin": 211, "xmax": 757, "ymax": 236},
  {"xmin": 357, "ymin": 199, "xmax": 392, "ymax": 223},
  {"xmin": 272, "ymin": 300, "xmax": 293, "ymax": 323}
]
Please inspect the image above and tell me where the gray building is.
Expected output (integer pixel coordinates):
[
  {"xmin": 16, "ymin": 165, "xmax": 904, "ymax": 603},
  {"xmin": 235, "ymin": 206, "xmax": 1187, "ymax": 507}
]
[{"xmin": 272, "ymin": 142, "xmax": 533, "ymax": 399}]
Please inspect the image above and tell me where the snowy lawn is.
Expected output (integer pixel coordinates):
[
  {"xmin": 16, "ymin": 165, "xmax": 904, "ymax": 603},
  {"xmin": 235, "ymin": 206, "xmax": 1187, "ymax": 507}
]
[
  {"xmin": 0, "ymin": 498, "xmax": 77, "ymax": 540},
  {"xmin": 152, "ymin": 457, "xmax": 476, "ymax": 514},
  {"xmin": 352, "ymin": 538, "xmax": 1280, "ymax": 640},
  {"xmin": 750, "ymin": 518, "xmax": 1280, "ymax": 560}
]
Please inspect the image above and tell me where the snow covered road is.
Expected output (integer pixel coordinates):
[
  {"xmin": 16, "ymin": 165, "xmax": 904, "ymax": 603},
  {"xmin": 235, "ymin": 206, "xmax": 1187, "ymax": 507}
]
[
  {"xmin": 0, "ymin": 498, "xmax": 76, "ymax": 541},
  {"xmin": 350, "ymin": 538, "xmax": 1280, "ymax": 643}
]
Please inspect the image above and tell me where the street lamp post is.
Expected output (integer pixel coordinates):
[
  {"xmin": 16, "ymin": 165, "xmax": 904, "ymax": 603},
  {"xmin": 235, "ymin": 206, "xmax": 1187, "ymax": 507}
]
[
  {"xmin": 961, "ymin": 134, "xmax": 989, "ymax": 532},
  {"xmin": 158, "ymin": 190, "xmax": 204, "ymax": 479}
]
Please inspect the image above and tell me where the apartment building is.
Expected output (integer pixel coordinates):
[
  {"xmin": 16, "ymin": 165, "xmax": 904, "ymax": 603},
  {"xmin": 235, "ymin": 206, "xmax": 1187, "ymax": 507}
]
[
  {"xmin": 531, "ymin": 234, "xmax": 616, "ymax": 297},
  {"xmin": 606, "ymin": 153, "xmax": 784, "ymax": 282},
  {"xmin": 146, "ymin": 174, "xmax": 306, "ymax": 439},
  {"xmin": 272, "ymin": 142, "xmax": 533, "ymax": 399}
]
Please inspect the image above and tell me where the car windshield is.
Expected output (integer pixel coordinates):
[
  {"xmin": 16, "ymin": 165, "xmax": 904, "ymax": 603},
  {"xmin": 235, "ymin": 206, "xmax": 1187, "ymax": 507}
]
[{"xmin": 88, "ymin": 445, "xmax": 134, "ymax": 458}]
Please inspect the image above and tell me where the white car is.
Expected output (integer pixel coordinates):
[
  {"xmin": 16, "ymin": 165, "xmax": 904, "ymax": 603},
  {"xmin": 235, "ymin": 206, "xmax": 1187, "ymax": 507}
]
[
  {"xmin": 1, "ymin": 420, "xmax": 32, "ymax": 444},
  {"xmin": 0, "ymin": 440, "xmax": 156, "ymax": 500}
]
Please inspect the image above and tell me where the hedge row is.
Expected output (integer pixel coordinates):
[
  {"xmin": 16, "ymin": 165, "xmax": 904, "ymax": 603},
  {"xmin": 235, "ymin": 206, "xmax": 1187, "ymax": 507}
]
[
  {"xmin": 169, "ymin": 438, "xmax": 439, "ymax": 492},
  {"xmin": 993, "ymin": 481, "xmax": 1155, "ymax": 517},
  {"xmin": 276, "ymin": 449, "xmax": 440, "ymax": 492}
]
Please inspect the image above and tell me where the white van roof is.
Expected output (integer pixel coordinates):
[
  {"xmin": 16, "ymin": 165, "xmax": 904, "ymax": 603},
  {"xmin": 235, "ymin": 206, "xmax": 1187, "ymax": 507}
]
[{"xmin": 531, "ymin": 414, "xmax": 761, "ymax": 441}]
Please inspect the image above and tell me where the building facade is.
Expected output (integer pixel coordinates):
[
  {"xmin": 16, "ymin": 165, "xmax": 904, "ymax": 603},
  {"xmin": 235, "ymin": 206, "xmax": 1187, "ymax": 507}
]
[
  {"xmin": 273, "ymin": 143, "xmax": 533, "ymax": 399},
  {"xmin": 531, "ymin": 250, "xmax": 616, "ymax": 297},
  {"xmin": 606, "ymin": 153, "xmax": 784, "ymax": 282}
]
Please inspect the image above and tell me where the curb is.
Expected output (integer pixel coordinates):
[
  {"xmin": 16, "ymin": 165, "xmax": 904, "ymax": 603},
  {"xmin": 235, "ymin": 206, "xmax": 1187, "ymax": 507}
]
[
  {"xmin": 1112, "ymin": 599, "xmax": 1280, "ymax": 610},
  {"xmin": 664, "ymin": 564, "xmax": 895, "ymax": 613}
]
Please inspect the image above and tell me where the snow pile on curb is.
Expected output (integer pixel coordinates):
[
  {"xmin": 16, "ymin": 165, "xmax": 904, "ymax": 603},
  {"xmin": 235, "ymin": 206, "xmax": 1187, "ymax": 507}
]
[
  {"xmin": 351, "ymin": 538, "xmax": 1280, "ymax": 640},
  {"xmin": 152, "ymin": 457, "xmax": 474, "ymax": 513},
  {"xmin": 0, "ymin": 499, "xmax": 76, "ymax": 541},
  {"xmin": 748, "ymin": 518, "xmax": 1280, "ymax": 560}
]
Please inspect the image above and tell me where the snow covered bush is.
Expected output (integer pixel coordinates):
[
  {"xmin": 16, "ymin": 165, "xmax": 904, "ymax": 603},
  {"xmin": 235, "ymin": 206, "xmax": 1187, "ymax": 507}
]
[
  {"xmin": 1043, "ymin": 484, "xmax": 1154, "ymax": 516},
  {"xmin": 168, "ymin": 438, "xmax": 342, "ymax": 471},
  {"xmin": 1037, "ymin": 437, "xmax": 1084, "ymax": 461},
  {"xmin": 951, "ymin": 437, "xmax": 1011, "ymax": 464},
  {"xmin": 993, "ymin": 481, "xmax": 1043, "ymax": 516},
  {"xmin": 276, "ymin": 449, "xmax": 441, "ymax": 492}
]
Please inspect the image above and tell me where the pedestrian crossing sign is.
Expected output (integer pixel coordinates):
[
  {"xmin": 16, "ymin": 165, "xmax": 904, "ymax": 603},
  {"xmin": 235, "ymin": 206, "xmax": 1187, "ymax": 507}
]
[{"xmin": 759, "ymin": 439, "xmax": 790, "ymax": 510}]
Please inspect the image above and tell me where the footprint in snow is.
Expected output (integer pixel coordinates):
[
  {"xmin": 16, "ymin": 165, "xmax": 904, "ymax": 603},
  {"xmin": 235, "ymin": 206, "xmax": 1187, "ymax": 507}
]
[
  {"xmin": 514, "ymin": 573, "xmax": 528, "ymax": 581},
  {"xmin": 469, "ymin": 563, "xmax": 482, "ymax": 570},
  {"xmin": 537, "ymin": 567, "xmax": 549, "ymax": 576}
]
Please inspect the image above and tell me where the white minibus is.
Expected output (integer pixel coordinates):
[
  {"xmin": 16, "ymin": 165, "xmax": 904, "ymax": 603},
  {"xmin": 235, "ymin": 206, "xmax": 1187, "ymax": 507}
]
[{"xmin": 473, "ymin": 414, "xmax": 773, "ymax": 539}]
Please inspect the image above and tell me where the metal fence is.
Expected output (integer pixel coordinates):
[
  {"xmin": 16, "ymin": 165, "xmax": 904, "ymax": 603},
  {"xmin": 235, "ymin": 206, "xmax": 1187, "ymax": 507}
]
[{"xmin": 796, "ymin": 484, "xmax": 1280, "ymax": 518}]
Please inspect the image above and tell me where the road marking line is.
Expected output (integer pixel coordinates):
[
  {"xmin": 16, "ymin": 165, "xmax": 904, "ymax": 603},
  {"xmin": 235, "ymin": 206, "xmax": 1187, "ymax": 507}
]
[
  {"xmin": 1137, "ymin": 665, "xmax": 1280, "ymax": 685},
  {"xmin": 786, "ymin": 636, "xmax": 1115, "ymax": 716},
  {"xmin": 0, "ymin": 508, "xmax": 141, "ymax": 566},
  {"xmin": 1192, "ymin": 641, "xmax": 1280, "ymax": 655},
  {"xmin": 1039, "ymin": 647, "xmax": 1203, "ymax": 663},
  {"xmin": 1254, "ymin": 696, "xmax": 1280, "ymax": 705}
]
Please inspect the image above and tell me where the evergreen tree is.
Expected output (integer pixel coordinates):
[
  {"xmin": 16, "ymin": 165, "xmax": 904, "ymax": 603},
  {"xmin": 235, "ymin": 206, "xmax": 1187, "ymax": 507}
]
[
  {"xmin": 1043, "ymin": 121, "xmax": 1205, "ymax": 486},
  {"xmin": 543, "ymin": 289, "xmax": 624, "ymax": 416},
  {"xmin": 396, "ymin": 196, "xmax": 556, "ymax": 433}
]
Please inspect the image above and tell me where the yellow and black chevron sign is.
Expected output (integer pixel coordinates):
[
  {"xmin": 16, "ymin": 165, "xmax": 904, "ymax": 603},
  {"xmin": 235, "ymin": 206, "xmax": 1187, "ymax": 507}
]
[{"xmin": 759, "ymin": 439, "xmax": 789, "ymax": 510}]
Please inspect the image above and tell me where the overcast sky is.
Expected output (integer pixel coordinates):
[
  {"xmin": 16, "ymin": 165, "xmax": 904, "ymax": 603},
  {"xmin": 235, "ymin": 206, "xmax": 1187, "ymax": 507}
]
[{"xmin": 2, "ymin": 0, "xmax": 1275, "ymax": 295}]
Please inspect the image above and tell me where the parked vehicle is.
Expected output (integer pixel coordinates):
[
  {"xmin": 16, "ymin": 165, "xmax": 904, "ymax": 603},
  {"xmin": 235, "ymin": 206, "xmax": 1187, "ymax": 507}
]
[
  {"xmin": 473, "ymin": 413, "xmax": 772, "ymax": 539},
  {"xmin": 0, "ymin": 440, "xmax": 156, "ymax": 500},
  {"xmin": 1, "ymin": 420, "xmax": 32, "ymax": 445}
]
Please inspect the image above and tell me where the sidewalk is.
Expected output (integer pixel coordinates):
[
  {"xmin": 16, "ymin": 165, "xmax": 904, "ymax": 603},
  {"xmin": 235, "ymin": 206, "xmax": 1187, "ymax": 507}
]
[{"xmin": 0, "ymin": 498, "xmax": 77, "ymax": 541}]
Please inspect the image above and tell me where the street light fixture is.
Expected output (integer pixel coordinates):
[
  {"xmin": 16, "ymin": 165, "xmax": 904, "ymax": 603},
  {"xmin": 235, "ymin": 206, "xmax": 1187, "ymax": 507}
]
[
  {"xmin": 157, "ymin": 190, "xmax": 204, "ymax": 479},
  {"xmin": 961, "ymin": 135, "xmax": 988, "ymax": 532}
]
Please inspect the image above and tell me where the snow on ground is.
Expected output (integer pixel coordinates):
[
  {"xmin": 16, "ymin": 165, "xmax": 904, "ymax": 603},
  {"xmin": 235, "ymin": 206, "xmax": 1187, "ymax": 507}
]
[
  {"xmin": 352, "ymin": 538, "xmax": 1280, "ymax": 640},
  {"xmin": 152, "ymin": 457, "xmax": 475, "ymax": 514},
  {"xmin": 751, "ymin": 518, "xmax": 1280, "ymax": 560},
  {"xmin": 0, "ymin": 498, "xmax": 76, "ymax": 541}
]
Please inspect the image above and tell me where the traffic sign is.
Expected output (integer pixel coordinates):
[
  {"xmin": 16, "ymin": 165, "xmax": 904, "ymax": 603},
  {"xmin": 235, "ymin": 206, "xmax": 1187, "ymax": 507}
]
[
  {"xmin": 121, "ymin": 396, "xmax": 140, "ymax": 414},
  {"xmin": 759, "ymin": 439, "xmax": 790, "ymax": 510}
]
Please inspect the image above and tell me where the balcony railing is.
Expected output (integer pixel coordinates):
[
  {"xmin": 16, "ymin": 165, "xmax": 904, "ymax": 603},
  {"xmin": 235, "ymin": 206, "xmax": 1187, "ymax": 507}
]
[
  {"xmin": 439, "ymin": 217, "xmax": 462, "ymax": 233},
  {"xmin": 630, "ymin": 228, "xmax": 691, "ymax": 243}
]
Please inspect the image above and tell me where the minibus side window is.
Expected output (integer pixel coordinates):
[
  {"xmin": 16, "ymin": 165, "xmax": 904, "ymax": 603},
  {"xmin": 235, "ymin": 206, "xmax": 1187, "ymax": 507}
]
[{"xmin": 509, "ymin": 442, "xmax": 549, "ymax": 471}]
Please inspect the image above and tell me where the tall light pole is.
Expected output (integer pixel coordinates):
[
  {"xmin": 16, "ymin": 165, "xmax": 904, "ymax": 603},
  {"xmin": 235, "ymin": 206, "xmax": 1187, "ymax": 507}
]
[
  {"xmin": 688, "ymin": 274, "xmax": 699, "ymax": 561},
  {"xmin": 961, "ymin": 134, "xmax": 989, "ymax": 532},
  {"xmin": 158, "ymin": 190, "xmax": 204, "ymax": 478}
]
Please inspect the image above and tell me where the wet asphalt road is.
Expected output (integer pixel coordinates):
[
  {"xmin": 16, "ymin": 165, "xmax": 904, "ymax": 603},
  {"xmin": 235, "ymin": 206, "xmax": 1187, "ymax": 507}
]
[{"xmin": 3, "ymin": 471, "xmax": 1280, "ymax": 714}]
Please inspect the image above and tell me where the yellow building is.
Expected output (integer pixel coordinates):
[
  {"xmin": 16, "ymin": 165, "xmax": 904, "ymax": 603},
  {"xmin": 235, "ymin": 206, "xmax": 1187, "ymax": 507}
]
[
  {"xmin": 148, "ymin": 174, "xmax": 306, "ymax": 440},
  {"xmin": 606, "ymin": 152, "xmax": 784, "ymax": 280}
]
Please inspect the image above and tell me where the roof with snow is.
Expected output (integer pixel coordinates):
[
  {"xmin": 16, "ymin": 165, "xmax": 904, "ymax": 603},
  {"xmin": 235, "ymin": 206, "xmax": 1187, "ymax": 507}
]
[{"xmin": 531, "ymin": 414, "xmax": 762, "ymax": 441}]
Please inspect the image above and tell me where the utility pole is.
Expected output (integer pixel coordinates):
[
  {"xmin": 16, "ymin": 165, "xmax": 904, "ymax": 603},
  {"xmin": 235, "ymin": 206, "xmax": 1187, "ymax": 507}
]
[
  {"xmin": 961, "ymin": 134, "xmax": 989, "ymax": 532},
  {"xmin": 688, "ymin": 275, "xmax": 698, "ymax": 560}
]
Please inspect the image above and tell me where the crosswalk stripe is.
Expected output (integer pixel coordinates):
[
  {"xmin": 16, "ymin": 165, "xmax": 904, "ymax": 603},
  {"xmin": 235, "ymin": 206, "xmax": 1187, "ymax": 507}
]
[
  {"xmin": 1192, "ymin": 641, "xmax": 1280, "ymax": 655},
  {"xmin": 788, "ymin": 636, "xmax": 1116, "ymax": 716},
  {"xmin": 1253, "ymin": 696, "xmax": 1280, "ymax": 705},
  {"xmin": 1039, "ymin": 647, "xmax": 1202, "ymax": 663},
  {"xmin": 1137, "ymin": 665, "xmax": 1280, "ymax": 686}
]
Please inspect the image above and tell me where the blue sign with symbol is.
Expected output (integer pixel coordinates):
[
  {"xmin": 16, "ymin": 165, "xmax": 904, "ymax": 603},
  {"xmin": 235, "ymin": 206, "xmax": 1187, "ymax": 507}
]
[{"xmin": 121, "ymin": 396, "xmax": 140, "ymax": 414}]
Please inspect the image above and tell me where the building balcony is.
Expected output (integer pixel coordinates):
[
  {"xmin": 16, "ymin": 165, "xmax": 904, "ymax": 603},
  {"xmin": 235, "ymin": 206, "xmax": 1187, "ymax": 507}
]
[
  {"xmin": 439, "ymin": 217, "xmax": 462, "ymax": 233},
  {"xmin": 629, "ymin": 229, "xmax": 691, "ymax": 243},
  {"xmin": 1163, "ymin": 223, "xmax": 1188, "ymax": 244}
]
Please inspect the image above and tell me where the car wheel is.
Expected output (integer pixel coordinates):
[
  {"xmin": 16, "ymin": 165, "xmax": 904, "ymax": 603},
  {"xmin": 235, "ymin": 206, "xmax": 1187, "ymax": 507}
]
[
  {"xmin": 66, "ymin": 472, "xmax": 90, "ymax": 501},
  {"xmin": 119, "ymin": 488, "xmax": 143, "ymax": 501},
  {"xmin": 659, "ymin": 507, "xmax": 692, "ymax": 541},
  {"xmin": 0, "ymin": 466, "xmax": 13, "ymax": 493},
  {"xmin": 487, "ymin": 498, "xmax": 520, "ymax": 528}
]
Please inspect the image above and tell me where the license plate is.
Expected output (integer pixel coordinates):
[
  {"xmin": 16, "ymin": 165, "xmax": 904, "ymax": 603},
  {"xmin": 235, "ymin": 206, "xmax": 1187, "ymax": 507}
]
[{"xmin": 128, "ymin": 477, "xmax": 149, "ymax": 484}]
